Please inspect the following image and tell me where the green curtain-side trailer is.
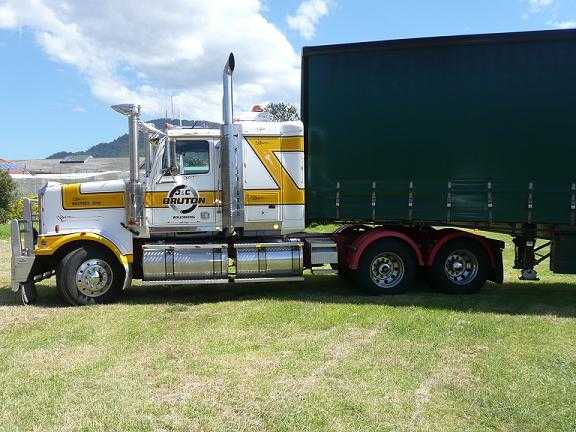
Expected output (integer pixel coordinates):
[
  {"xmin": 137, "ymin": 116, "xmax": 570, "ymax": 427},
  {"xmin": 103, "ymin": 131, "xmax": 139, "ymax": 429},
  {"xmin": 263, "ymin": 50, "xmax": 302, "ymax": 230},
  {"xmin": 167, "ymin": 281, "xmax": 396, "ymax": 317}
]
[{"xmin": 303, "ymin": 29, "xmax": 576, "ymax": 231}]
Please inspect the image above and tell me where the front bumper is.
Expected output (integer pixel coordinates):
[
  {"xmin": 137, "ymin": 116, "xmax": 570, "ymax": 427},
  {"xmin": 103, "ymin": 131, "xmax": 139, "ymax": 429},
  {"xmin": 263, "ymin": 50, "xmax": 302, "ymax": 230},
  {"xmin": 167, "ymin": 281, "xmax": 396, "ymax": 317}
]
[{"xmin": 10, "ymin": 198, "xmax": 36, "ymax": 292}]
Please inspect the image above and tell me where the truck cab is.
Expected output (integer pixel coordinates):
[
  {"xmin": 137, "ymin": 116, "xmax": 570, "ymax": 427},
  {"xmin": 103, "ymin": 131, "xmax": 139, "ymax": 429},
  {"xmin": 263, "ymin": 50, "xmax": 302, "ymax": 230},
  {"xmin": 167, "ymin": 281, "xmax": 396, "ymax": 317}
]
[
  {"xmin": 148, "ymin": 122, "xmax": 305, "ymax": 236},
  {"xmin": 10, "ymin": 54, "xmax": 318, "ymax": 305}
]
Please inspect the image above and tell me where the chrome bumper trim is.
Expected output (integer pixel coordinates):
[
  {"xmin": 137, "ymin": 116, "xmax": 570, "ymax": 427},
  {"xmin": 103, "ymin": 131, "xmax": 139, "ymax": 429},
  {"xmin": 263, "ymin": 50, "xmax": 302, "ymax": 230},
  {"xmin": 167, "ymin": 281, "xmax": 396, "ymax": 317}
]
[{"xmin": 10, "ymin": 198, "xmax": 37, "ymax": 292}]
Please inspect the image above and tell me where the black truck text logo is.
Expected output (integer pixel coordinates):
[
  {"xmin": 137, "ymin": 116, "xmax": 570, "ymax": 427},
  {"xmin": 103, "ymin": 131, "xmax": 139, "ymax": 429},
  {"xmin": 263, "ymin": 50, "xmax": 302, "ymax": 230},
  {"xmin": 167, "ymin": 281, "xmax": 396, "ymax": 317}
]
[{"xmin": 163, "ymin": 185, "xmax": 205, "ymax": 214}]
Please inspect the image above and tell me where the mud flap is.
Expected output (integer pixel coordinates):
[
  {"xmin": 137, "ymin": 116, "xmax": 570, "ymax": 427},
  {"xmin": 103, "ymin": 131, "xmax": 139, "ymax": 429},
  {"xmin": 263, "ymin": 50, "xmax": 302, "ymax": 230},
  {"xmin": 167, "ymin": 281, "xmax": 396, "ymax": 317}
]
[
  {"xmin": 20, "ymin": 281, "xmax": 38, "ymax": 305},
  {"xmin": 122, "ymin": 263, "xmax": 133, "ymax": 291},
  {"xmin": 488, "ymin": 241, "xmax": 505, "ymax": 284}
]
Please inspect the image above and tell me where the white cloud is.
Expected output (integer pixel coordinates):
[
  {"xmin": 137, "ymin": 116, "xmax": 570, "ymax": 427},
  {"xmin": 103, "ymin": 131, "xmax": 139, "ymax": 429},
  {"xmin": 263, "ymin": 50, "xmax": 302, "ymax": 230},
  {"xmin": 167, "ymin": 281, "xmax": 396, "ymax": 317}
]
[
  {"xmin": 287, "ymin": 0, "xmax": 329, "ymax": 40},
  {"xmin": 0, "ymin": 4, "xmax": 16, "ymax": 27},
  {"xmin": 526, "ymin": 0, "xmax": 554, "ymax": 13},
  {"xmin": 552, "ymin": 20, "xmax": 576, "ymax": 29},
  {"xmin": 0, "ymin": 0, "xmax": 301, "ymax": 121},
  {"xmin": 72, "ymin": 105, "xmax": 86, "ymax": 113}
]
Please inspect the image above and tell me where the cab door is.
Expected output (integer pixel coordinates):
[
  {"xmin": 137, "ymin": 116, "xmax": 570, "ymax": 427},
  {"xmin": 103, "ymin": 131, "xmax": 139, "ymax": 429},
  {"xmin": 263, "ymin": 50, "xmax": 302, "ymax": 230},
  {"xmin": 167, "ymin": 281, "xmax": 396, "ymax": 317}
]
[{"xmin": 149, "ymin": 139, "xmax": 220, "ymax": 232}]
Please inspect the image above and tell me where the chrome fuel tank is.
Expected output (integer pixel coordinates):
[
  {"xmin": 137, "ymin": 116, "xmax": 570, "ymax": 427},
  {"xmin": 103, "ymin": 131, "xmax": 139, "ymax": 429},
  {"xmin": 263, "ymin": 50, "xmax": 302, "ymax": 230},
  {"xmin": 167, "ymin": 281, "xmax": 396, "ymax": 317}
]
[
  {"xmin": 142, "ymin": 244, "xmax": 228, "ymax": 281},
  {"xmin": 235, "ymin": 242, "xmax": 303, "ymax": 279}
]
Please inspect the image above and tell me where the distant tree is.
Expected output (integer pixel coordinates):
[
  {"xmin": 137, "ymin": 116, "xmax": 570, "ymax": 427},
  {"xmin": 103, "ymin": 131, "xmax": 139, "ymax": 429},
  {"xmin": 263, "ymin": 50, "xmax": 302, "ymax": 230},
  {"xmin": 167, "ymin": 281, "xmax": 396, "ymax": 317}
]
[
  {"xmin": 263, "ymin": 102, "xmax": 300, "ymax": 122},
  {"xmin": 8, "ymin": 193, "xmax": 38, "ymax": 222},
  {"xmin": 0, "ymin": 170, "xmax": 17, "ymax": 223}
]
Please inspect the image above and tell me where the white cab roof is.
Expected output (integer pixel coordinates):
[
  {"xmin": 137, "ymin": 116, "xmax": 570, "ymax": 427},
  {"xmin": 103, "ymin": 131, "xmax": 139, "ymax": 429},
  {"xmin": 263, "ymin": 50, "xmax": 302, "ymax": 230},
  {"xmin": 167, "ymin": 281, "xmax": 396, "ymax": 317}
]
[
  {"xmin": 166, "ymin": 121, "xmax": 303, "ymax": 139},
  {"xmin": 166, "ymin": 128, "xmax": 220, "ymax": 138}
]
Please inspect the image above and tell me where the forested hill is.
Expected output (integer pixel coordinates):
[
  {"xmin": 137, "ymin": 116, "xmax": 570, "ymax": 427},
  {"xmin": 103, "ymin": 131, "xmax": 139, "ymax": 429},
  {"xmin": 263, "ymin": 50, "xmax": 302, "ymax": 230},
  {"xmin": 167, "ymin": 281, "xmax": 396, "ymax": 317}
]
[{"xmin": 47, "ymin": 118, "xmax": 220, "ymax": 159}]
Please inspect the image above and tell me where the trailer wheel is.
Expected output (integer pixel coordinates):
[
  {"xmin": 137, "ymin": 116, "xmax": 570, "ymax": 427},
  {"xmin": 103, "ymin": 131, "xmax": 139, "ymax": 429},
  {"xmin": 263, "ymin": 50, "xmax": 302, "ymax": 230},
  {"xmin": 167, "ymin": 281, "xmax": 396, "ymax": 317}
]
[
  {"xmin": 56, "ymin": 245, "xmax": 123, "ymax": 306},
  {"xmin": 357, "ymin": 239, "xmax": 416, "ymax": 295},
  {"xmin": 428, "ymin": 240, "xmax": 488, "ymax": 294}
]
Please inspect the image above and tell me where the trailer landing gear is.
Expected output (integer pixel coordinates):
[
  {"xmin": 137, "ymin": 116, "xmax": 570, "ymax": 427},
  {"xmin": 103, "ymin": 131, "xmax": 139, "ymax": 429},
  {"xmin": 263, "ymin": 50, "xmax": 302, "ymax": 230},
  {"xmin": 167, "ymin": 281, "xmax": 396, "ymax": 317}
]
[
  {"xmin": 519, "ymin": 269, "xmax": 539, "ymax": 281},
  {"xmin": 513, "ymin": 228, "xmax": 550, "ymax": 281}
]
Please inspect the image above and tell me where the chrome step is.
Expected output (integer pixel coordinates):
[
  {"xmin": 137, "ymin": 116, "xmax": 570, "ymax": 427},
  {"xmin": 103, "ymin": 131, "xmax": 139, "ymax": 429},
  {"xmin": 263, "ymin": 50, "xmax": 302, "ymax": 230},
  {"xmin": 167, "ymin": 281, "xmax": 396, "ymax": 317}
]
[
  {"xmin": 141, "ymin": 279, "xmax": 229, "ymax": 286},
  {"xmin": 233, "ymin": 276, "xmax": 305, "ymax": 284},
  {"xmin": 310, "ymin": 268, "xmax": 338, "ymax": 276}
]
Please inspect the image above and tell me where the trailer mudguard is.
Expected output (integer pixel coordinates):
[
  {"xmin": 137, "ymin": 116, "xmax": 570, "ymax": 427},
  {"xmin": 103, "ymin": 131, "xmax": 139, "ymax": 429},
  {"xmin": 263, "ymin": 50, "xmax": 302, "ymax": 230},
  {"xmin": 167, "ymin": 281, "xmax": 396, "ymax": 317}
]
[{"xmin": 347, "ymin": 229, "xmax": 425, "ymax": 270}]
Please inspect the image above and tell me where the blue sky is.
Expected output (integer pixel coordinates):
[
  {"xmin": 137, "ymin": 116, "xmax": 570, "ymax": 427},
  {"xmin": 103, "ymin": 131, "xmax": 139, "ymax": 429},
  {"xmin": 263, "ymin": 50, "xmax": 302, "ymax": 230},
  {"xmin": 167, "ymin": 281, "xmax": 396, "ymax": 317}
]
[{"xmin": 0, "ymin": 0, "xmax": 575, "ymax": 160}]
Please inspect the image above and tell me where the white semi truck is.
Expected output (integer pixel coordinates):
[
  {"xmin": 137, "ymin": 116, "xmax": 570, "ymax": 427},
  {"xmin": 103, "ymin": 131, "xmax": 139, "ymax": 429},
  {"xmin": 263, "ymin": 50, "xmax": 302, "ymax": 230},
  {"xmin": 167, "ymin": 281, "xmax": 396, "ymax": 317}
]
[
  {"xmin": 10, "ymin": 50, "xmax": 511, "ymax": 305},
  {"xmin": 10, "ymin": 54, "xmax": 330, "ymax": 305}
]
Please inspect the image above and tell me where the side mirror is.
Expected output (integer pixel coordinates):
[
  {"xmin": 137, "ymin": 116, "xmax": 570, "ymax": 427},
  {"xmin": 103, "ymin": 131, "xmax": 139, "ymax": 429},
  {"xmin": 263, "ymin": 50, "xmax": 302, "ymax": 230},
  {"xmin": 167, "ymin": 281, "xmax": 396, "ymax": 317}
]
[
  {"xmin": 138, "ymin": 122, "xmax": 167, "ymax": 178},
  {"xmin": 164, "ymin": 138, "xmax": 179, "ymax": 176},
  {"xmin": 146, "ymin": 138, "xmax": 158, "ymax": 175}
]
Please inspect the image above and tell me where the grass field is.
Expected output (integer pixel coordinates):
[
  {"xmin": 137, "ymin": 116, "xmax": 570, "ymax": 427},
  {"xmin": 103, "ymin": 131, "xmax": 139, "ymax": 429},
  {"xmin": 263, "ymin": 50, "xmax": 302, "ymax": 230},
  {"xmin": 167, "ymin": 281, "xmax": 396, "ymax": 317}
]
[
  {"xmin": 1, "ymin": 226, "xmax": 575, "ymax": 431},
  {"xmin": 0, "ymin": 223, "xmax": 10, "ymax": 241}
]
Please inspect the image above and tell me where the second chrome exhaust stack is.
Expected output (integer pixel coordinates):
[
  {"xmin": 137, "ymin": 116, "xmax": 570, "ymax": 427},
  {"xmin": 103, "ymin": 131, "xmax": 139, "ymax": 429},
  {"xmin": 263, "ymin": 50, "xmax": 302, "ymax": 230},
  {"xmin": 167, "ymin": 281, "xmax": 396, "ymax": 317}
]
[
  {"xmin": 111, "ymin": 103, "xmax": 145, "ymax": 230},
  {"xmin": 220, "ymin": 53, "xmax": 245, "ymax": 235}
]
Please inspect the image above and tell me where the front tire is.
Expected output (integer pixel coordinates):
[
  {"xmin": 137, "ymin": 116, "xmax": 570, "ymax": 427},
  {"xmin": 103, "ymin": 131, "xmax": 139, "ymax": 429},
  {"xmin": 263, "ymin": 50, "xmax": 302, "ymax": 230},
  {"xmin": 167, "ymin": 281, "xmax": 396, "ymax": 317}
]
[
  {"xmin": 357, "ymin": 239, "xmax": 417, "ymax": 295},
  {"xmin": 428, "ymin": 240, "xmax": 488, "ymax": 294},
  {"xmin": 56, "ymin": 246, "xmax": 123, "ymax": 305}
]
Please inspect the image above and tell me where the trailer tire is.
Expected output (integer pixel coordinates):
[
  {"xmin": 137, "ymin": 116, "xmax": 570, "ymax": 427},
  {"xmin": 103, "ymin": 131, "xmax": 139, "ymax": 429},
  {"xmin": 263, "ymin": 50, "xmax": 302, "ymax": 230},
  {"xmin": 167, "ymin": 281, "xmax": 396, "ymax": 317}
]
[
  {"xmin": 428, "ymin": 239, "xmax": 488, "ymax": 294},
  {"xmin": 357, "ymin": 239, "xmax": 416, "ymax": 295},
  {"xmin": 56, "ymin": 245, "xmax": 123, "ymax": 306}
]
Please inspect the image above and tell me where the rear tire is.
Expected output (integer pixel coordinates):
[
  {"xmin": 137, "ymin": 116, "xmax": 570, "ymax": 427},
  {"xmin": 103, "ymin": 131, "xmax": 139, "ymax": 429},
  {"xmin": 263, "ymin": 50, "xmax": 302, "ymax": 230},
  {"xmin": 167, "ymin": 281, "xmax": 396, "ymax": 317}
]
[
  {"xmin": 357, "ymin": 239, "xmax": 417, "ymax": 295},
  {"xmin": 428, "ymin": 239, "xmax": 488, "ymax": 294},
  {"xmin": 56, "ymin": 246, "xmax": 123, "ymax": 306}
]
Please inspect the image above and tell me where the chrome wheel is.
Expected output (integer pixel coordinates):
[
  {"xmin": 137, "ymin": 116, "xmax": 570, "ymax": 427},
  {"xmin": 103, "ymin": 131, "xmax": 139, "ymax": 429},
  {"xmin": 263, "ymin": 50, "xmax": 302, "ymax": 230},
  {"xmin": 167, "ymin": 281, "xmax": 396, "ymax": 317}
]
[
  {"xmin": 444, "ymin": 250, "xmax": 478, "ymax": 286},
  {"xmin": 75, "ymin": 259, "xmax": 113, "ymax": 297},
  {"xmin": 369, "ymin": 253, "xmax": 405, "ymax": 289}
]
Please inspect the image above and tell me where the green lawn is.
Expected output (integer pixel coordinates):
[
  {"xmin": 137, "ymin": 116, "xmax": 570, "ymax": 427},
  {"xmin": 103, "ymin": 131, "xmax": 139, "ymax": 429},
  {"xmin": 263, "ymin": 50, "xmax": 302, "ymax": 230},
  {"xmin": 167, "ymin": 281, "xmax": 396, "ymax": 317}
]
[
  {"xmin": 0, "ymin": 223, "xmax": 10, "ymax": 241},
  {"xmin": 0, "ymin": 230, "xmax": 575, "ymax": 431}
]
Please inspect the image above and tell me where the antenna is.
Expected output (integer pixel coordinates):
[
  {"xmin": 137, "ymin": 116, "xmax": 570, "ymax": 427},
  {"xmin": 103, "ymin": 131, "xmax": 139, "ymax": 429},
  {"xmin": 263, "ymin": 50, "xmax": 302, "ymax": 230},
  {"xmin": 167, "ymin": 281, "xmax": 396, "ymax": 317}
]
[{"xmin": 164, "ymin": 106, "xmax": 168, "ymax": 131}]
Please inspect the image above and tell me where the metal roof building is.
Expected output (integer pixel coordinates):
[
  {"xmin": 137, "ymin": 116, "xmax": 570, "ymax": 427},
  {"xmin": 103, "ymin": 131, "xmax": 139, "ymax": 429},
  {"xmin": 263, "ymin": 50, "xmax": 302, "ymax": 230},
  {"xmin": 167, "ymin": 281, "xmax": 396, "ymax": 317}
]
[
  {"xmin": 0, "ymin": 158, "xmax": 26, "ymax": 174},
  {"xmin": 9, "ymin": 157, "xmax": 133, "ymax": 196}
]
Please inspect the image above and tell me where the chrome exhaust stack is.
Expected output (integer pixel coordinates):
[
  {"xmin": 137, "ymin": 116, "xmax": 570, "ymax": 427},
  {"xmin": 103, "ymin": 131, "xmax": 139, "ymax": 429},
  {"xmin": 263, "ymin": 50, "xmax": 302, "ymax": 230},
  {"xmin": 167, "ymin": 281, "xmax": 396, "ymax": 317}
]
[
  {"xmin": 220, "ymin": 53, "xmax": 245, "ymax": 235},
  {"xmin": 112, "ymin": 104, "xmax": 145, "ymax": 230},
  {"xmin": 223, "ymin": 53, "xmax": 235, "ymax": 126}
]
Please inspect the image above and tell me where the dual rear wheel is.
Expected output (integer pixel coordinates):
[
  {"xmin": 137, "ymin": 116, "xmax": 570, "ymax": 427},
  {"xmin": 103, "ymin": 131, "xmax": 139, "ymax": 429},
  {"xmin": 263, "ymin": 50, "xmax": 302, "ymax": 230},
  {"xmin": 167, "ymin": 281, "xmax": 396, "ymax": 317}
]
[
  {"xmin": 428, "ymin": 240, "xmax": 489, "ymax": 294},
  {"xmin": 357, "ymin": 238, "xmax": 489, "ymax": 295},
  {"xmin": 357, "ymin": 239, "xmax": 417, "ymax": 295}
]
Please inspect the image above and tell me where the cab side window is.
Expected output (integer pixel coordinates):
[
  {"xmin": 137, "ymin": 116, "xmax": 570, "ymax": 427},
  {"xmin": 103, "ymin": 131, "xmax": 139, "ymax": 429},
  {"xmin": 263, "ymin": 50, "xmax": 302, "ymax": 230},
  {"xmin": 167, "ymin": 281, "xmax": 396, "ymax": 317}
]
[{"xmin": 163, "ymin": 140, "xmax": 210, "ymax": 175}]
